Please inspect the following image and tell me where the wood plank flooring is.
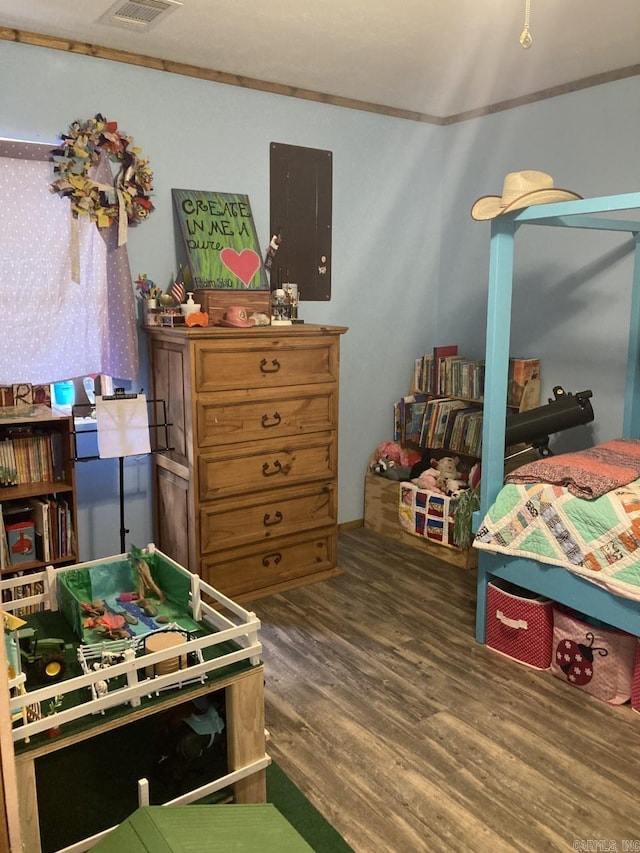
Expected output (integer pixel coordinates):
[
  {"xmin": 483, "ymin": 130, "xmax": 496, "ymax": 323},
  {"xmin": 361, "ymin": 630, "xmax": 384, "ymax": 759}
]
[{"xmin": 246, "ymin": 528, "xmax": 640, "ymax": 852}]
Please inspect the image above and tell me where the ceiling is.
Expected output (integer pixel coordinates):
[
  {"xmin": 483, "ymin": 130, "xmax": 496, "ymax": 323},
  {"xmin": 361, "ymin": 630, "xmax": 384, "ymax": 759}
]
[{"xmin": 1, "ymin": 0, "xmax": 639, "ymax": 122}]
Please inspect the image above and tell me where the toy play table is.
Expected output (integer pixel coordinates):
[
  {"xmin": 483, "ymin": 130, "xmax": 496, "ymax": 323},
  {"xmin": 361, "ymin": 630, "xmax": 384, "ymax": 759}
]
[
  {"xmin": 2, "ymin": 549, "xmax": 267, "ymax": 853},
  {"xmin": 14, "ymin": 659, "xmax": 266, "ymax": 852}
]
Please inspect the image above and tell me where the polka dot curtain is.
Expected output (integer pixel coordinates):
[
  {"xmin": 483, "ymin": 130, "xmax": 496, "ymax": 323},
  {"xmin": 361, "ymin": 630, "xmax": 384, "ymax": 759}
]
[{"xmin": 0, "ymin": 139, "xmax": 139, "ymax": 385}]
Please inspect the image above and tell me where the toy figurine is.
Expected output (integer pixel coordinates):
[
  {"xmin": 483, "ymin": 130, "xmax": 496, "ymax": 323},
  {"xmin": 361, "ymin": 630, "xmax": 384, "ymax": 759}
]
[{"xmin": 128, "ymin": 545, "xmax": 165, "ymax": 604}]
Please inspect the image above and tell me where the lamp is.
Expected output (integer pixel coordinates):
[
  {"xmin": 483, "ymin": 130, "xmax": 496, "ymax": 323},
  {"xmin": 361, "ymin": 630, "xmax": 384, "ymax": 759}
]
[{"xmin": 505, "ymin": 386, "xmax": 594, "ymax": 458}]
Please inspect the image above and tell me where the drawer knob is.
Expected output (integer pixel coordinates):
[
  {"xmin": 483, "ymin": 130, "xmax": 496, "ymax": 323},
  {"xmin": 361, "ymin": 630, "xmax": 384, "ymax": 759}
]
[
  {"xmin": 261, "ymin": 412, "xmax": 282, "ymax": 428},
  {"xmin": 263, "ymin": 510, "xmax": 283, "ymax": 527},
  {"xmin": 262, "ymin": 552, "xmax": 282, "ymax": 567},
  {"xmin": 262, "ymin": 459, "xmax": 292, "ymax": 477},
  {"xmin": 260, "ymin": 357, "xmax": 281, "ymax": 374}
]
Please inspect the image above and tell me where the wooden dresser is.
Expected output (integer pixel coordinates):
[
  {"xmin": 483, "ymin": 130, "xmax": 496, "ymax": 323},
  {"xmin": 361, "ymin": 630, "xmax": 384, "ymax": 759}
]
[{"xmin": 146, "ymin": 323, "xmax": 347, "ymax": 601}]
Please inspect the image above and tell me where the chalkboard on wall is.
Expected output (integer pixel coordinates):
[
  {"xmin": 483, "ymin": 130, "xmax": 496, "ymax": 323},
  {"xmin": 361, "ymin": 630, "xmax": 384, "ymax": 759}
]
[{"xmin": 172, "ymin": 189, "xmax": 269, "ymax": 290}]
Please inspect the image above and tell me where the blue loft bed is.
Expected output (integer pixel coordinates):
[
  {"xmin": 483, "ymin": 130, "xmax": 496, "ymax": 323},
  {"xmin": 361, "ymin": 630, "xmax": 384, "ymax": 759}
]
[{"xmin": 474, "ymin": 191, "xmax": 640, "ymax": 642}]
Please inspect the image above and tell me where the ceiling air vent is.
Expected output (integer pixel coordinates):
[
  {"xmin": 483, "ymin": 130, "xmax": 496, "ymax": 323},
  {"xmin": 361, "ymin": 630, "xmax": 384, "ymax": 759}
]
[{"xmin": 98, "ymin": 0, "xmax": 183, "ymax": 31}]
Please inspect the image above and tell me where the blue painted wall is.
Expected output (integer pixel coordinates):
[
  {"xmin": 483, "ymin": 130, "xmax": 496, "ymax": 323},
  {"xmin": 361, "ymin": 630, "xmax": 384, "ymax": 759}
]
[
  {"xmin": 2, "ymin": 40, "xmax": 638, "ymax": 561},
  {"xmin": 439, "ymin": 78, "xmax": 639, "ymax": 453},
  {"xmin": 1, "ymin": 40, "xmax": 443, "ymax": 559}
]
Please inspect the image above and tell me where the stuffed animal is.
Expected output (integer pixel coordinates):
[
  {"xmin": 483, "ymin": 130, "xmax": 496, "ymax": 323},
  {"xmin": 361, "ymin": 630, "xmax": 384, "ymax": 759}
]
[
  {"xmin": 431, "ymin": 456, "xmax": 462, "ymax": 481},
  {"xmin": 372, "ymin": 457, "xmax": 411, "ymax": 481},
  {"xmin": 468, "ymin": 462, "xmax": 481, "ymax": 489},
  {"xmin": 412, "ymin": 468, "xmax": 445, "ymax": 493},
  {"xmin": 376, "ymin": 440, "xmax": 421, "ymax": 469},
  {"xmin": 430, "ymin": 456, "xmax": 463, "ymax": 491},
  {"xmin": 444, "ymin": 477, "xmax": 468, "ymax": 498}
]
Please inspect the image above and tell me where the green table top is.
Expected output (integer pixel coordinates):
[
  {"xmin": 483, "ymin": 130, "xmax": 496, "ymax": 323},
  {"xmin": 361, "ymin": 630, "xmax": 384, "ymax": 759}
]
[{"xmin": 91, "ymin": 804, "xmax": 314, "ymax": 852}]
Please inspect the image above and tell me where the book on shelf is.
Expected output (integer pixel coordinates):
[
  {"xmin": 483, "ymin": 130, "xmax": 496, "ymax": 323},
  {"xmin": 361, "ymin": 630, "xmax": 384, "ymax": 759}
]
[
  {"xmin": 461, "ymin": 411, "xmax": 483, "ymax": 456},
  {"xmin": 0, "ymin": 438, "xmax": 17, "ymax": 486},
  {"xmin": 0, "ymin": 506, "xmax": 7, "ymax": 571},
  {"xmin": 0, "ymin": 430, "xmax": 63, "ymax": 486},
  {"xmin": 413, "ymin": 347, "xmax": 540, "ymax": 407},
  {"xmin": 394, "ymin": 394, "xmax": 429, "ymax": 443},
  {"xmin": 5, "ymin": 520, "xmax": 36, "ymax": 566},
  {"xmin": 430, "ymin": 399, "xmax": 468, "ymax": 448},
  {"xmin": 414, "ymin": 355, "xmax": 434, "ymax": 394},
  {"xmin": 432, "ymin": 345, "xmax": 459, "ymax": 397},
  {"xmin": 421, "ymin": 398, "xmax": 446, "ymax": 447},
  {"xmin": 439, "ymin": 355, "xmax": 468, "ymax": 396},
  {"xmin": 400, "ymin": 349, "xmax": 540, "ymax": 457},
  {"xmin": 28, "ymin": 497, "xmax": 51, "ymax": 562},
  {"xmin": 403, "ymin": 394, "xmax": 430, "ymax": 444},
  {"xmin": 447, "ymin": 407, "xmax": 478, "ymax": 452},
  {"xmin": 508, "ymin": 357, "xmax": 541, "ymax": 411},
  {"xmin": 444, "ymin": 405, "xmax": 476, "ymax": 449}
]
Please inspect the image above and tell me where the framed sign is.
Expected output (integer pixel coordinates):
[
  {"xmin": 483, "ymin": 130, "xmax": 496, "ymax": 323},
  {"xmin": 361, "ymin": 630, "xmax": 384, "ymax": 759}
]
[{"xmin": 172, "ymin": 189, "xmax": 268, "ymax": 290}]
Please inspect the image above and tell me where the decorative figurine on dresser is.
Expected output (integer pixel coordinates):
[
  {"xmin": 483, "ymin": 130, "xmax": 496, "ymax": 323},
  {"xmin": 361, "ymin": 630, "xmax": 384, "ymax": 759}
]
[{"xmin": 146, "ymin": 322, "xmax": 348, "ymax": 601}]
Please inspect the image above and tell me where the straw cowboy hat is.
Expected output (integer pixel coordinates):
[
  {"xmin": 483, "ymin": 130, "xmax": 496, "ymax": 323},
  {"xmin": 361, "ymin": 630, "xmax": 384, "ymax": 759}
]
[{"xmin": 471, "ymin": 170, "xmax": 582, "ymax": 220}]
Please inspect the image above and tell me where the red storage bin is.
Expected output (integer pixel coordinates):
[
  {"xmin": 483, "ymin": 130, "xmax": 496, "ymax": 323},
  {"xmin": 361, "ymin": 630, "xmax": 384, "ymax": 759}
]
[
  {"xmin": 486, "ymin": 580, "xmax": 554, "ymax": 670},
  {"xmin": 551, "ymin": 606, "xmax": 636, "ymax": 705}
]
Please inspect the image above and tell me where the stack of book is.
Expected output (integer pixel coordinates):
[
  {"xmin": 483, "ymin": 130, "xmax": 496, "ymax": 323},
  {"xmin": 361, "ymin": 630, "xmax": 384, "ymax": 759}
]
[
  {"xmin": 0, "ymin": 429, "xmax": 64, "ymax": 486},
  {"xmin": 413, "ymin": 345, "xmax": 540, "ymax": 411},
  {"xmin": 0, "ymin": 497, "xmax": 74, "ymax": 570},
  {"xmin": 396, "ymin": 346, "xmax": 541, "ymax": 453}
]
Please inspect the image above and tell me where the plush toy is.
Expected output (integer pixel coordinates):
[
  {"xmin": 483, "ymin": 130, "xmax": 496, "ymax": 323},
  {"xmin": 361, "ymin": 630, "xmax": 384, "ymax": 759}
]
[
  {"xmin": 468, "ymin": 462, "xmax": 481, "ymax": 490},
  {"xmin": 412, "ymin": 468, "xmax": 445, "ymax": 493},
  {"xmin": 429, "ymin": 456, "xmax": 462, "ymax": 491},
  {"xmin": 444, "ymin": 477, "xmax": 468, "ymax": 498},
  {"xmin": 376, "ymin": 440, "xmax": 421, "ymax": 469},
  {"xmin": 372, "ymin": 457, "xmax": 412, "ymax": 481}
]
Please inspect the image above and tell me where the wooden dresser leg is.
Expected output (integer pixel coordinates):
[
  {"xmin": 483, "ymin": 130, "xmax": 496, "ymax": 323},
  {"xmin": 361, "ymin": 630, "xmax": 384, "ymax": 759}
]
[{"xmin": 226, "ymin": 666, "xmax": 266, "ymax": 803}]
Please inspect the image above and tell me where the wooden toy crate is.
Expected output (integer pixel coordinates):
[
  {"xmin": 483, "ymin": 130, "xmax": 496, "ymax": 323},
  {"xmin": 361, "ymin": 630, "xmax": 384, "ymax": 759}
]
[{"xmin": 363, "ymin": 472, "xmax": 477, "ymax": 569}]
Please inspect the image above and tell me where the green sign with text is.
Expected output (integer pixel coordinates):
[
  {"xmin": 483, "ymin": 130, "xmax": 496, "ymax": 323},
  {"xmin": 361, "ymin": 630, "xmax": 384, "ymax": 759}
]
[{"xmin": 172, "ymin": 189, "xmax": 268, "ymax": 290}]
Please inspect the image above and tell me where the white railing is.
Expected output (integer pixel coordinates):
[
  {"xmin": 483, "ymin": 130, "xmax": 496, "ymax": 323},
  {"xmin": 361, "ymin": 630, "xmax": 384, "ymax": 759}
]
[{"xmin": 4, "ymin": 547, "xmax": 262, "ymax": 743}]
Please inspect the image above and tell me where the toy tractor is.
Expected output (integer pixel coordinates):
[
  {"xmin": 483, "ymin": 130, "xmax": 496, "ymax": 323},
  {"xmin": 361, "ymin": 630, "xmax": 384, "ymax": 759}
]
[{"xmin": 17, "ymin": 627, "xmax": 69, "ymax": 684}]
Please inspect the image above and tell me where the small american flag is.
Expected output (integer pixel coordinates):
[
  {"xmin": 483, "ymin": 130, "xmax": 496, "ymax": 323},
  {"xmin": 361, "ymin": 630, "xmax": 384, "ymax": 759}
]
[{"xmin": 171, "ymin": 268, "xmax": 186, "ymax": 305}]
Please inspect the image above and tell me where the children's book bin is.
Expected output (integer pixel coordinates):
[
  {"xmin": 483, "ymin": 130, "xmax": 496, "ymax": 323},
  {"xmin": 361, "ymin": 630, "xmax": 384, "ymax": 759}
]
[
  {"xmin": 486, "ymin": 579, "xmax": 554, "ymax": 670},
  {"xmin": 551, "ymin": 605, "xmax": 636, "ymax": 705}
]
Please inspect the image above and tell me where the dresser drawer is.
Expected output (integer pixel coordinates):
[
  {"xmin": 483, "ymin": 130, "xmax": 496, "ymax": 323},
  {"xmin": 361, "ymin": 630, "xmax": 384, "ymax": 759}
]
[
  {"xmin": 194, "ymin": 336, "xmax": 340, "ymax": 392},
  {"xmin": 198, "ymin": 432, "xmax": 336, "ymax": 501},
  {"xmin": 201, "ymin": 528, "xmax": 337, "ymax": 599},
  {"xmin": 200, "ymin": 482, "xmax": 336, "ymax": 553},
  {"xmin": 197, "ymin": 386, "xmax": 337, "ymax": 447}
]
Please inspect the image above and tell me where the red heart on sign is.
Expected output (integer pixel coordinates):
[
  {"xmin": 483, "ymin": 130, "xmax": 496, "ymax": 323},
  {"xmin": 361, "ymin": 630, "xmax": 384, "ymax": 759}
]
[{"xmin": 220, "ymin": 248, "xmax": 261, "ymax": 287}]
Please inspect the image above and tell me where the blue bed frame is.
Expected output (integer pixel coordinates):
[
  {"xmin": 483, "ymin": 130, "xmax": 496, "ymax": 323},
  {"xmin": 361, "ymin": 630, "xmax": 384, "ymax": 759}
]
[{"xmin": 474, "ymin": 192, "xmax": 640, "ymax": 642}]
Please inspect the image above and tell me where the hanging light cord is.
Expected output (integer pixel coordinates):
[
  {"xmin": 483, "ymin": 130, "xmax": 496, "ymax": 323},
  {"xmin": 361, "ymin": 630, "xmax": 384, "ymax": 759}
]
[{"xmin": 520, "ymin": 0, "xmax": 532, "ymax": 48}]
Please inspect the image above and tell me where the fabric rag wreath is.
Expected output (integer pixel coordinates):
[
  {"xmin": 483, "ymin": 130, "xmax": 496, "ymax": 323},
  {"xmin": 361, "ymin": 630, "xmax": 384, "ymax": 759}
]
[{"xmin": 50, "ymin": 113, "xmax": 154, "ymax": 245}]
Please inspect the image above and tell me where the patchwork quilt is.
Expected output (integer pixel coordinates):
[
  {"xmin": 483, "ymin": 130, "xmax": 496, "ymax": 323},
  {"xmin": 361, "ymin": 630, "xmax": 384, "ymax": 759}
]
[
  {"xmin": 399, "ymin": 483, "xmax": 458, "ymax": 548},
  {"xmin": 474, "ymin": 479, "xmax": 640, "ymax": 602}
]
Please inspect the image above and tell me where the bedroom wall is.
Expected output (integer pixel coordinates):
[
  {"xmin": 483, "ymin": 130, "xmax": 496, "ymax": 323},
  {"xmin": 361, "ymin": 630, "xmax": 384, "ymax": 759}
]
[
  {"xmin": 3, "ymin": 39, "xmax": 636, "ymax": 562},
  {"xmin": 439, "ymin": 76, "xmax": 640, "ymax": 453},
  {"xmin": 0, "ymin": 39, "xmax": 443, "ymax": 560}
]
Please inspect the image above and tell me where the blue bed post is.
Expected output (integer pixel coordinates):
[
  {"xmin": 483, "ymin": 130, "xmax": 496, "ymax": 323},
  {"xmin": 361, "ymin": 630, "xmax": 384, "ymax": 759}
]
[
  {"xmin": 475, "ymin": 216, "xmax": 516, "ymax": 643},
  {"xmin": 472, "ymin": 193, "xmax": 640, "ymax": 644},
  {"xmin": 622, "ymin": 234, "xmax": 640, "ymax": 439}
]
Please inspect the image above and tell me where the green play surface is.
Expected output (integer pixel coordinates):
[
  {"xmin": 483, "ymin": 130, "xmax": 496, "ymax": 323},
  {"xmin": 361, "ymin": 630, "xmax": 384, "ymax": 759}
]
[{"xmin": 57, "ymin": 551, "xmax": 199, "ymax": 642}]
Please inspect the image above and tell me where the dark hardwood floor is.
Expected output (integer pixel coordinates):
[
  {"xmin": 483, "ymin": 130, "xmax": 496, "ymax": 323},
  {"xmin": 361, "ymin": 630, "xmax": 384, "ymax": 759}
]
[{"xmin": 246, "ymin": 527, "xmax": 640, "ymax": 853}]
